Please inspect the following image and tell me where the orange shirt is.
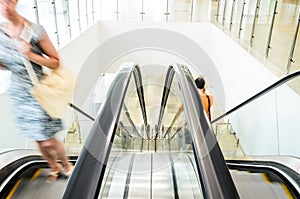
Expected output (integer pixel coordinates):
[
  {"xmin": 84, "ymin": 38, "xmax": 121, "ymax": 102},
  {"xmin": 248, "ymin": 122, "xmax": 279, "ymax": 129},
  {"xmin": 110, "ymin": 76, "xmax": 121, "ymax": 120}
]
[
  {"xmin": 179, "ymin": 90, "xmax": 213, "ymax": 120},
  {"xmin": 200, "ymin": 93, "xmax": 213, "ymax": 119}
]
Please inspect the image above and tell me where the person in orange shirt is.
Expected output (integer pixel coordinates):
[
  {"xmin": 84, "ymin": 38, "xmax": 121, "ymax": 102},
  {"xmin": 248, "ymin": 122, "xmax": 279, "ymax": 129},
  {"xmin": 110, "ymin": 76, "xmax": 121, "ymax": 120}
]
[
  {"xmin": 179, "ymin": 77, "xmax": 213, "ymax": 121},
  {"xmin": 178, "ymin": 77, "xmax": 213, "ymax": 146},
  {"xmin": 194, "ymin": 77, "xmax": 213, "ymax": 121}
]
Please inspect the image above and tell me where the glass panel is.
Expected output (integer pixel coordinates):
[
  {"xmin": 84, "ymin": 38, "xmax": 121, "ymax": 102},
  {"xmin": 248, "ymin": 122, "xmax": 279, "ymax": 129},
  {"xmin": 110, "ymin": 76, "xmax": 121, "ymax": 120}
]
[
  {"xmin": 143, "ymin": 0, "xmax": 166, "ymax": 22},
  {"xmin": 15, "ymin": 0, "xmax": 98, "ymax": 49},
  {"xmin": 225, "ymin": 0, "xmax": 245, "ymax": 36},
  {"xmin": 115, "ymin": 77, "xmax": 145, "ymax": 150},
  {"xmin": 111, "ymin": 70, "xmax": 189, "ymax": 152},
  {"xmin": 77, "ymin": 0, "xmax": 89, "ymax": 30},
  {"xmin": 250, "ymin": 0, "xmax": 274, "ymax": 56},
  {"xmin": 221, "ymin": 0, "xmax": 233, "ymax": 29},
  {"xmin": 215, "ymin": 0, "xmax": 225, "ymax": 24},
  {"xmin": 91, "ymin": 0, "xmax": 101, "ymax": 22},
  {"xmin": 35, "ymin": 0, "xmax": 59, "ymax": 48},
  {"xmin": 99, "ymin": 0, "xmax": 117, "ymax": 20},
  {"xmin": 68, "ymin": 0, "xmax": 82, "ymax": 38},
  {"xmin": 17, "ymin": 0, "xmax": 54, "ymax": 39},
  {"xmin": 118, "ymin": 0, "xmax": 142, "ymax": 21},
  {"xmin": 268, "ymin": 1, "xmax": 300, "ymax": 74},
  {"xmin": 54, "ymin": 0, "xmax": 72, "ymax": 47},
  {"xmin": 223, "ymin": 0, "xmax": 235, "ymax": 30},
  {"xmin": 191, "ymin": 0, "xmax": 212, "ymax": 22},
  {"xmin": 239, "ymin": 0, "xmax": 259, "ymax": 46},
  {"xmin": 210, "ymin": 0, "xmax": 219, "ymax": 24},
  {"xmin": 289, "ymin": 31, "xmax": 300, "ymax": 73},
  {"xmin": 215, "ymin": 76, "xmax": 300, "ymax": 160},
  {"xmin": 12, "ymin": 0, "xmax": 300, "ymax": 75},
  {"xmin": 153, "ymin": 74, "xmax": 188, "ymax": 150},
  {"xmin": 168, "ymin": 0, "xmax": 192, "ymax": 22},
  {"xmin": 85, "ymin": 0, "xmax": 95, "ymax": 25}
]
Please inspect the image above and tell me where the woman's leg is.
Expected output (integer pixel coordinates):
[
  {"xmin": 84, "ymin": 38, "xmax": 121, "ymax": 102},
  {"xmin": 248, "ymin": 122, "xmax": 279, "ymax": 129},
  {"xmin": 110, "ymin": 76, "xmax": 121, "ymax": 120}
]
[
  {"xmin": 52, "ymin": 138, "xmax": 73, "ymax": 173},
  {"xmin": 37, "ymin": 137, "xmax": 73, "ymax": 176},
  {"xmin": 37, "ymin": 138, "xmax": 63, "ymax": 182},
  {"xmin": 37, "ymin": 138, "xmax": 59, "ymax": 172}
]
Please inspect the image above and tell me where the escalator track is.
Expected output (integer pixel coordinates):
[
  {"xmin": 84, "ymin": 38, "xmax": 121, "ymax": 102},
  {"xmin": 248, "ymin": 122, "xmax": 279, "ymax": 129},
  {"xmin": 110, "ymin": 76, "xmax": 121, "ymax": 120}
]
[
  {"xmin": 1, "ymin": 152, "xmax": 299, "ymax": 199},
  {"xmin": 1, "ymin": 64, "xmax": 300, "ymax": 199},
  {"xmin": 0, "ymin": 152, "xmax": 77, "ymax": 199}
]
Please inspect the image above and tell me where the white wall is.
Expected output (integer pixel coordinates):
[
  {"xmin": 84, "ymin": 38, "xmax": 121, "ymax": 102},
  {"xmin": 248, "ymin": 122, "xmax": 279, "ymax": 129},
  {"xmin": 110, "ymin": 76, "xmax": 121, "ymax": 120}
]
[{"xmin": 60, "ymin": 21, "xmax": 300, "ymax": 157}]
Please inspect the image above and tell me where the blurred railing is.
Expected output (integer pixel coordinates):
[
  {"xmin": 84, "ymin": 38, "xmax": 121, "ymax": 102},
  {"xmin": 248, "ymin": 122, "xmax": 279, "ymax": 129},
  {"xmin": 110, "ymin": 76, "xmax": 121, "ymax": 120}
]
[
  {"xmin": 215, "ymin": 0, "xmax": 300, "ymax": 75},
  {"xmin": 16, "ymin": 0, "xmax": 100, "ymax": 48},
  {"xmin": 16, "ymin": 0, "xmax": 300, "ymax": 73}
]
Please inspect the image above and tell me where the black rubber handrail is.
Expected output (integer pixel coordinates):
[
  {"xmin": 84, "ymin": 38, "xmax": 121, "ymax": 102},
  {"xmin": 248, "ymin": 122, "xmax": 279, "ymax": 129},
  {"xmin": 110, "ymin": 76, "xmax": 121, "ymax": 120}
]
[
  {"xmin": 133, "ymin": 66, "xmax": 148, "ymax": 127},
  {"xmin": 62, "ymin": 63, "xmax": 141, "ymax": 199},
  {"xmin": 158, "ymin": 64, "xmax": 194, "ymax": 139},
  {"xmin": 122, "ymin": 154, "xmax": 136, "ymax": 199},
  {"xmin": 155, "ymin": 67, "xmax": 176, "ymax": 139},
  {"xmin": 69, "ymin": 103, "xmax": 95, "ymax": 121},
  {"xmin": 226, "ymin": 160, "xmax": 300, "ymax": 198},
  {"xmin": 212, "ymin": 71, "xmax": 300, "ymax": 124},
  {"xmin": 171, "ymin": 63, "xmax": 239, "ymax": 199},
  {"xmin": 168, "ymin": 154, "xmax": 180, "ymax": 199}
]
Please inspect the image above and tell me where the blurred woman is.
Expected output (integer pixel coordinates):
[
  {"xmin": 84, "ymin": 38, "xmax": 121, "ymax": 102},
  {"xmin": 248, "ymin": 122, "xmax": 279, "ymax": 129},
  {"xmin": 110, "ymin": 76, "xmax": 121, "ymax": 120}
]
[{"xmin": 0, "ymin": 0, "xmax": 73, "ymax": 181}]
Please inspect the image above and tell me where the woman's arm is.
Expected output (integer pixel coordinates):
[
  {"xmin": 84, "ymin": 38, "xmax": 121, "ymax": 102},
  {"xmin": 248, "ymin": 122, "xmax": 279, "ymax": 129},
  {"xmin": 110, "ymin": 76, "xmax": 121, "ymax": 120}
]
[{"xmin": 17, "ymin": 32, "xmax": 60, "ymax": 70}]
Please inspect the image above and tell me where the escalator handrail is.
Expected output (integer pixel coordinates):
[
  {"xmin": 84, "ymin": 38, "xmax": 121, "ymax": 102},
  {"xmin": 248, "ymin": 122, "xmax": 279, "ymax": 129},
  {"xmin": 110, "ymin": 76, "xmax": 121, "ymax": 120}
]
[
  {"xmin": 69, "ymin": 103, "xmax": 95, "ymax": 121},
  {"xmin": 156, "ymin": 66, "xmax": 176, "ymax": 138},
  {"xmin": 226, "ymin": 160, "xmax": 300, "ymax": 198},
  {"xmin": 62, "ymin": 63, "xmax": 140, "ymax": 199},
  {"xmin": 171, "ymin": 63, "xmax": 239, "ymax": 199},
  {"xmin": 211, "ymin": 71, "xmax": 300, "ymax": 124},
  {"xmin": 133, "ymin": 66, "xmax": 148, "ymax": 127}
]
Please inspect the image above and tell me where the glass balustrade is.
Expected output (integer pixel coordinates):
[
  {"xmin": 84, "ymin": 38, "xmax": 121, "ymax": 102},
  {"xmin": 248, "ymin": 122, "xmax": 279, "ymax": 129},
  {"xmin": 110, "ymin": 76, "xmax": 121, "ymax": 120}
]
[
  {"xmin": 2, "ymin": 0, "xmax": 297, "ymax": 73},
  {"xmin": 212, "ymin": 73, "xmax": 300, "ymax": 164}
]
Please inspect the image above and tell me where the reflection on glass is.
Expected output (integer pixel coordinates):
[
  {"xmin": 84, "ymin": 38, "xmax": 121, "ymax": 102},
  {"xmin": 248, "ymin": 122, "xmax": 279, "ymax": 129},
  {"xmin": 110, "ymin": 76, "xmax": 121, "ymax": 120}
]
[{"xmin": 113, "ymin": 72, "xmax": 190, "ymax": 152}]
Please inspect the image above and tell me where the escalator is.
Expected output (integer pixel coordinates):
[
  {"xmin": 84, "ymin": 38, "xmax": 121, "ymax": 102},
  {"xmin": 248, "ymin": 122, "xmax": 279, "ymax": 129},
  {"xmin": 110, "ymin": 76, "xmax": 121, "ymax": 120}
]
[
  {"xmin": 0, "ymin": 63, "xmax": 299, "ymax": 198},
  {"xmin": 1, "ymin": 151, "xmax": 298, "ymax": 198},
  {"xmin": 0, "ymin": 150, "xmax": 77, "ymax": 198}
]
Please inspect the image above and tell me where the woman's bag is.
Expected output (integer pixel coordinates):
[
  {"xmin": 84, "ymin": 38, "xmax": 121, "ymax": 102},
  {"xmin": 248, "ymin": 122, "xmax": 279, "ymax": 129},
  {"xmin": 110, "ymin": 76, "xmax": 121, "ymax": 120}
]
[
  {"xmin": 30, "ymin": 64, "xmax": 76, "ymax": 118},
  {"xmin": 21, "ymin": 22, "xmax": 76, "ymax": 118}
]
